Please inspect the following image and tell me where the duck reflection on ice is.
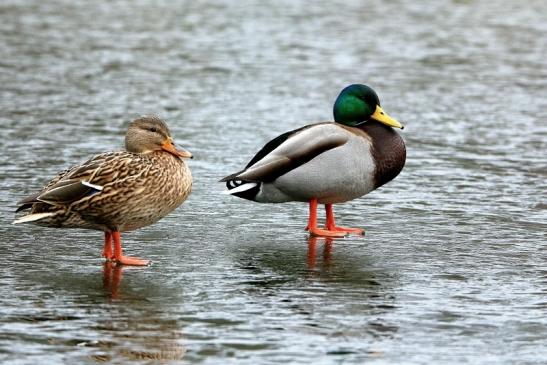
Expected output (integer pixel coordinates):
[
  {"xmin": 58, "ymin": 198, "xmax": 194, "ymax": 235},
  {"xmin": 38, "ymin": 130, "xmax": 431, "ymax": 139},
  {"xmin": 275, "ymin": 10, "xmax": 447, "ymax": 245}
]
[
  {"xmin": 307, "ymin": 236, "xmax": 334, "ymax": 270},
  {"xmin": 102, "ymin": 261, "xmax": 124, "ymax": 299},
  {"xmin": 94, "ymin": 262, "xmax": 186, "ymax": 361}
]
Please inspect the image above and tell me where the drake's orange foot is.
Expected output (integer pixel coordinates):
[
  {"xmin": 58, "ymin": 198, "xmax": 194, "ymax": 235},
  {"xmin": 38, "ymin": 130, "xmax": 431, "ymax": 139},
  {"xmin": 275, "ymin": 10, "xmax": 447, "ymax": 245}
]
[
  {"xmin": 309, "ymin": 227, "xmax": 347, "ymax": 238},
  {"xmin": 115, "ymin": 256, "xmax": 150, "ymax": 266},
  {"xmin": 324, "ymin": 204, "xmax": 365, "ymax": 236},
  {"xmin": 326, "ymin": 225, "xmax": 365, "ymax": 236}
]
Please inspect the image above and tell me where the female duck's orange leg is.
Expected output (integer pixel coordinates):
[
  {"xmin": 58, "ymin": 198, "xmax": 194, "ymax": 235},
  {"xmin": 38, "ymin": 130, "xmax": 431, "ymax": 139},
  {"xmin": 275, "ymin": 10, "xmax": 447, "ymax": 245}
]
[
  {"xmin": 305, "ymin": 199, "xmax": 346, "ymax": 237},
  {"xmin": 102, "ymin": 232, "xmax": 114, "ymax": 260},
  {"xmin": 325, "ymin": 204, "xmax": 364, "ymax": 236},
  {"xmin": 112, "ymin": 231, "xmax": 150, "ymax": 266}
]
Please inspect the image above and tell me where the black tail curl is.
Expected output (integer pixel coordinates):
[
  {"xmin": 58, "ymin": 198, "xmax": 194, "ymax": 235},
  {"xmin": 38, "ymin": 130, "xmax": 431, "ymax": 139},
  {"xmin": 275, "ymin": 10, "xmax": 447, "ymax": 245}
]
[{"xmin": 223, "ymin": 179, "xmax": 260, "ymax": 201}]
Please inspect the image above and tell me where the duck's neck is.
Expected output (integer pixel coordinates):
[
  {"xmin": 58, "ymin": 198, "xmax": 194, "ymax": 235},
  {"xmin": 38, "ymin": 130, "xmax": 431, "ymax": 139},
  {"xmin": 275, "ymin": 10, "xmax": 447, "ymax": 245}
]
[
  {"xmin": 358, "ymin": 120, "xmax": 406, "ymax": 189},
  {"xmin": 147, "ymin": 150, "xmax": 184, "ymax": 164}
]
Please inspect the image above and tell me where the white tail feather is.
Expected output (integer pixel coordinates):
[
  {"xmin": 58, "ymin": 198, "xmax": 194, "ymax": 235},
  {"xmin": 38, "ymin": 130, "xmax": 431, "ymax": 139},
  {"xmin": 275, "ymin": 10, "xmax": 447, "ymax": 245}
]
[
  {"xmin": 222, "ymin": 182, "xmax": 258, "ymax": 195},
  {"xmin": 13, "ymin": 212, "xmax": 55, "ymax": 225}
]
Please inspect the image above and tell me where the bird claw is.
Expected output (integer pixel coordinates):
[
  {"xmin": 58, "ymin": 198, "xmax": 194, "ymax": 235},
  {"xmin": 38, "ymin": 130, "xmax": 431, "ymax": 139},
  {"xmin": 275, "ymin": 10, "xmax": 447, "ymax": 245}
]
[
  {"xmin": 308, "ymin": 228, "xmax": 348, "ymax": 238},
  {"xmin": 114, "ymin": 256, "xmax": 150, "ymax": 266}
]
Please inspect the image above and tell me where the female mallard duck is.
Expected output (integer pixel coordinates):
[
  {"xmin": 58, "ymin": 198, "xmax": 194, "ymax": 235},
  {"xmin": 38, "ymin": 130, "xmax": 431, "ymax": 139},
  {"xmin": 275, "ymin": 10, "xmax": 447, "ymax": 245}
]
[
  {"xmin": 222, "ymin": 84, "xmax": 405, "ymax": 237},
  {"xmin": 14, "ymin": 116, "xmax": 193, "ymax": 265}
]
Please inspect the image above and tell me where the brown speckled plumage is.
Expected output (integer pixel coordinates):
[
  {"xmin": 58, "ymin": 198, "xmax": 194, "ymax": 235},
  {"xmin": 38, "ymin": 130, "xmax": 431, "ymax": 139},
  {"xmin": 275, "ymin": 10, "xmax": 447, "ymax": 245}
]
[
  {"xmin": 23, "ymin": 151, "xmax": 192, "ymax": 231},
  {"xmin": 15, "ymin": 115, "xmax": 192, "ymax": 238}
]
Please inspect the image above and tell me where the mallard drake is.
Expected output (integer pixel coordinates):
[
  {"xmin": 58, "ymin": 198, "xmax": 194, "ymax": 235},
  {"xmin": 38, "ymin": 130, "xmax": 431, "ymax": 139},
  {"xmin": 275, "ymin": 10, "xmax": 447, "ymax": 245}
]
[
  {"xmin": 14, "ymin": 116, "xmax": 193, "ymax": 265},
  {"xmin": 221, "ymin": 84, "xmax": 405, "ymax": 237}
]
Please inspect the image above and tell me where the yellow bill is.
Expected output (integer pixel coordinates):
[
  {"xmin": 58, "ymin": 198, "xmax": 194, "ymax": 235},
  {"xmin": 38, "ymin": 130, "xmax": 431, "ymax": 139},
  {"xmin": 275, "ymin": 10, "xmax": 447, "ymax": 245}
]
[{"xmin": 371, "ymin": 105, "xmax": 404, "ymax": 129}]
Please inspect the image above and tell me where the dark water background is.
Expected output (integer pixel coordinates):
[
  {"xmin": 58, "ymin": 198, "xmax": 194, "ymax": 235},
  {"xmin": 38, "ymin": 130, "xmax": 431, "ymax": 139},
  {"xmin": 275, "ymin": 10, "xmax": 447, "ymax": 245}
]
[{"xmin": 1, "ymin": 0, "xmax": 546, "ymax": 363}]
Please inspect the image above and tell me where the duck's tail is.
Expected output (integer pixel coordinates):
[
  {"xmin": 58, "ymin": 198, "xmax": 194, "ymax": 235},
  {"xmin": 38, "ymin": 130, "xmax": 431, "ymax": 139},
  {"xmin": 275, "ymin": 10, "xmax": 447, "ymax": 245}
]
[
  {"xmin": 220, "ymin": 174, "xmax": 260, "ymax": 201},
  {"xmin": 222, "ymin": 182, "xmax": 258, "ymax": 195},
  {"xmin": 13, "ymin": 212, "xmax": 55, "ymax": 225}
]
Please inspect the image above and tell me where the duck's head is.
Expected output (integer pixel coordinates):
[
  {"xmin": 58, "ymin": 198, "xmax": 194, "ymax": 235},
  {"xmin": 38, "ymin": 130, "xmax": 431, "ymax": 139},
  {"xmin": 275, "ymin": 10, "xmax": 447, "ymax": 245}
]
[
  {"xmin": 333, "ymin": 84, "xmax": 404, "ymax": 129},
  {"xmin": 125, "ymin": 116, "xmax": 193, "ymax": 158}
]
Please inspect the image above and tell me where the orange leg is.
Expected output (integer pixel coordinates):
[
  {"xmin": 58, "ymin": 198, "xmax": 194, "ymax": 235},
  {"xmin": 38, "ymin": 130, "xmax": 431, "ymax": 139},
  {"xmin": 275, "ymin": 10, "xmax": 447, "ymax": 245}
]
[
  {"xmin": 305, "ymin": 199, "xmax": 346, "ymax": 237},
  {"xmin": 112, "ymin": 231, "xmax": 150, "ymax": 266},
  {"xmin": 102, "ymin": 232, "xmax": 114, "ymax": 260},
  {"xmin": 305, "ymin": 198, "xmax": 318, "ymax": 231},
  {"xmin": 325, "ymin": 204, "xmax": 364, "ymax": 236}
]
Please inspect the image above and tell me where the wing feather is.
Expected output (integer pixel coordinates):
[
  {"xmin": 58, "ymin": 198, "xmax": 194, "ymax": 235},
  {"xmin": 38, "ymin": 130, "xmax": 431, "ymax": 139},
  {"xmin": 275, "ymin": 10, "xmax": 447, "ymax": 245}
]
[
  {"xmin": 15, "ymin": 151, "xmax": 150, "ymax": 211},
  {"xmin": 234, "ymin": 123, "xmax": 348, "ymax": 182}
]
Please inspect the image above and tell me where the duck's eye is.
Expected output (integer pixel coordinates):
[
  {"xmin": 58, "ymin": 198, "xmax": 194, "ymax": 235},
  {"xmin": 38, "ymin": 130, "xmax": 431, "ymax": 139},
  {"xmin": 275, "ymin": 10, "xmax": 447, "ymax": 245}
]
[{"xmin": 147, "ymin": 127, "xmax": 158, "ymax": 133}]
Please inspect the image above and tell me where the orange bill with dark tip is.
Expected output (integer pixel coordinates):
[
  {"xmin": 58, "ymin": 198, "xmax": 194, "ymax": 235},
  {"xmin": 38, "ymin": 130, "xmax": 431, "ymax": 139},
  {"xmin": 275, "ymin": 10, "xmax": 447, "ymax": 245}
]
[{"xmin": 161, "ymin": 139, "xmax": 193, "ymax": 159}]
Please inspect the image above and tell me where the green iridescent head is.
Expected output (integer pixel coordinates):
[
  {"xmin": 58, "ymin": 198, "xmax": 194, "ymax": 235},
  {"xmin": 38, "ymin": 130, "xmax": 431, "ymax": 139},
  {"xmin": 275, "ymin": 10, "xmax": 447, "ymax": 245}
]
[{"xmin": 333, "ymin": 84, "xmax": 403, "ymax": 129}]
